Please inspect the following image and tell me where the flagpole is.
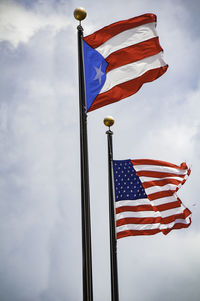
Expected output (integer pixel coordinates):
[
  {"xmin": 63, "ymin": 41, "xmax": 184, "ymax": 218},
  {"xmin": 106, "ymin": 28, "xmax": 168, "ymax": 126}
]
[
  {"xmin": 74, "ymin": 8, "xmax": 93, "ymax": 301},
  {"xmin": 104, "ymin": 116, "xmax": 119, "ymax": 301}
]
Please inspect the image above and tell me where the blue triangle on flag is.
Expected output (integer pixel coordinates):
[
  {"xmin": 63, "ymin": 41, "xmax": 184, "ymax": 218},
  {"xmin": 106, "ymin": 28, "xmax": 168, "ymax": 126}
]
[{"xmin": 83, "ymin": 41, "xmax": 108, "ymax": 111}]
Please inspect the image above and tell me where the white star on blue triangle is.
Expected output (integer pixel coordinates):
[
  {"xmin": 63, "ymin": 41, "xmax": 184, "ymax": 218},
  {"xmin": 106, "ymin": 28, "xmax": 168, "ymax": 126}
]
[{"xmin": 94, "ymin": 65, "xmax": 104, "ymax": 84}]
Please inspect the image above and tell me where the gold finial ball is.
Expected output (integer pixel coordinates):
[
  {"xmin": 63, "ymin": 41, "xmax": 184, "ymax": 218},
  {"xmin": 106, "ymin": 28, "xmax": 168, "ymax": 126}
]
[
  {"xmin": 74, "ymin": 7, "xmax": 87, "ymax": 21},
  {"xmin": 104, "ymin": 116, "xmax": 115, "ymax": 127}
]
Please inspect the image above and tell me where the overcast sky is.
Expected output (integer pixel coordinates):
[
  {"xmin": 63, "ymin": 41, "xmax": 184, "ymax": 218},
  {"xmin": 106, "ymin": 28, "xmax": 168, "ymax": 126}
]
[{"xmin": 0, "ymin": 0, "xmax": 200, "ymax": 300}]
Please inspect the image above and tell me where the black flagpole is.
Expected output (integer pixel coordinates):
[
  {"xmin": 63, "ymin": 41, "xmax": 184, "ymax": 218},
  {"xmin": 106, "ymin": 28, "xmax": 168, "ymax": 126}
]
[
  {"xmin": 74, "ymin": 8, "xmax": 93, "ymax": 301},
  {"xmin": 104, "ymin": 117, "xmax": 119, "ymax": 301}
]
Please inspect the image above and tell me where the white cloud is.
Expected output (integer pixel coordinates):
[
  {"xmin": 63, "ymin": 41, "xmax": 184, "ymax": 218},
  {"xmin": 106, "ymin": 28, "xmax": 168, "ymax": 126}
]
[{"xmin": 0, "ymin": 0, "xmax": 71, "ymax": 47}]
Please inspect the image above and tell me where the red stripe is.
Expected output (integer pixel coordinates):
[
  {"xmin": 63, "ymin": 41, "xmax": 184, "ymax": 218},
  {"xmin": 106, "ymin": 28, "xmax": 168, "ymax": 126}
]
[
  {"xmin": 106, "ymin": 37, "xmax": 162, "ymax": 72},
  {"xmin": 131, "ymin": 159, "xmax": 188, "ymax": 170},
  {"xmin": 136, "ymin": 170, "xmax": 185, "ymax": 179},
  {"xmin": 116, "ymin": 209, "xmax": 191, "ymax": 226},
  {"xmin": 161, "ymin": 218, "xmax": 191, "ymax": 235},
  {"xmin": 84, "ymin": 14, "xmax": 156, "ymax": 49},
  {"xmin": 142, "ymin": 178, "xmax": 183, "ymax": 188},
  {"xmin": 155, "ymin": 200, "xmax": 181, "ymax": 211},
  {"xmin": 116, "ymin": 204, "xmax": 153, "ymax": 213},
  {"xmin": 117, "ymin": 216, "xmax": 191, "ymax": 239},
  {"xmin": 88, "ymin": 65, "xmax": 168, "ymax": 111},
  {"xmin": 117, "ymin": 217, "xmax": 161, "ymax": 226},
  {"xmin": 162, "ymin": 208, "xmax": 191, "ymax": 224},
  {"xmin": 147, "ymin": 189, "xmax": 176, "ymax": 201},
  {"xmin": 116, "ymin": 200, "xmax": 182, "ymax": 214},
  {"xmin": 117, "ymin": 229, "xmax": 160, "ymax": 238}
]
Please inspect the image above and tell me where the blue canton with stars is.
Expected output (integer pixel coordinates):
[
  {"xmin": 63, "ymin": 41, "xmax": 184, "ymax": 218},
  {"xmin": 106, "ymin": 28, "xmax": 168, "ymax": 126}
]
[{"xmin": 113, "ymin": 160, "xmax": 147, "ymax": 202}]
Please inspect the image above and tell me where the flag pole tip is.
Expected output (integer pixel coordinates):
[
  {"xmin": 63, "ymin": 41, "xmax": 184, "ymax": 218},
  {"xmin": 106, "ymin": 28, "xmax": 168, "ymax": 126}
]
[
  {"xmin": 74, "ymin": 7, "xmax": 87, "ymax": 21},
  {"xmin": 104, "ymin": 116, "xmax": 115, "ymax": 127}
]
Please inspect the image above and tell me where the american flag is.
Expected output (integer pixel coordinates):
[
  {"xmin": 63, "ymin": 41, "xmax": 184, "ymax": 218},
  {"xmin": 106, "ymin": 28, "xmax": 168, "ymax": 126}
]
[{"xmin": 113, "ymin": 159, "xmax": 191, "ymax": 239}]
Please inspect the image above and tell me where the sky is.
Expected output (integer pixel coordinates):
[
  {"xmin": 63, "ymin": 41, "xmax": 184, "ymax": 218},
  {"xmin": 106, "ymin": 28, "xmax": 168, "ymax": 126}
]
[{"xmin": 0, "ymin": 0, "xmax": 200, "ymax": 300}]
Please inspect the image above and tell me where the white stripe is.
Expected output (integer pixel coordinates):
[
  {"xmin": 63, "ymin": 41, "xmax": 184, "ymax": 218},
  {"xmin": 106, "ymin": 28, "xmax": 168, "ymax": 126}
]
[
  {"xmin": 116, "ymin": 195, "xmax": 178, "ymax": 207},
  {"xmin": 116, "ymin": 210, "xmax": 160, "ymax": 219},
  {"xmin": 116, "ymin": 205, "xmax": 184, "ymax": 220},
  {"xmin": 159, "ymin": 204, "xmax": 185, "ymax": 218},
  {"xmin": 160, "ymin": 216, "xmax": 191, "ymax": 229},
  {"xmin": 117, "ymin": 223, "xmax": 160, "ymax": 232},
  {"xmin": 116, "ymin": 216, "xmax": 191, "ymax": 233},
  {"xmin": 145, "ymin": 184, "xmax": 177, "ymax": 194},
  {"xmin": 100, "ymin": 52, "xmax": 166, "ymax": 94},
  {"xmin": 134, "ymin": 164, "xmax": 188, "ymax": 175},
  {"xmin": 115, "ymin": 199, "xmax": 151, "ymax": 208},
  {"xmin": 96, "ymin": 22, "xmax": 157, "ymax": 58},
  {"xmin": 139, "ymin": 175, "xmax": 184, "ymax": 183},
  {"xmin": 150, "ymin": 195, "xmax": 178, "ymax": 206}
]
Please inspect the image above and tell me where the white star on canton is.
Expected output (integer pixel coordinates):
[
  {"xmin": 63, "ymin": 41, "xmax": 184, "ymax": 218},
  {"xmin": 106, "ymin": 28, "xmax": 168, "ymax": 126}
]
[{"xmin": 94, "ymin": 65, "xmax": 104, "ymax": 84}]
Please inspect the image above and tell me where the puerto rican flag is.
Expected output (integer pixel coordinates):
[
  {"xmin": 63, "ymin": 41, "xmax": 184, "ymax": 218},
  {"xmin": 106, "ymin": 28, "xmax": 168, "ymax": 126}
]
[
  {"xmin": 83, "ymin": 14, "xmax": 168, "ymax": 112},
  {"xmin": 113, "ymin": 159, "xmax": 191, "ymax": 239}
]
